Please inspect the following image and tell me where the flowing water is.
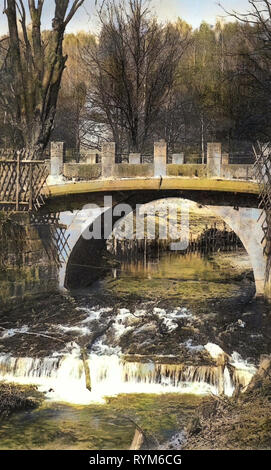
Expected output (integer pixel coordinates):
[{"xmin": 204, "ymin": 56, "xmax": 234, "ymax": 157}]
[{"xmin": 0, "ymin": 250, "xmax": 270, "ymax": 450}]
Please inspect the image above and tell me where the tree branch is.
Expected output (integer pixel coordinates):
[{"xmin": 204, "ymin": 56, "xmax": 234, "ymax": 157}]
[{"xmin": 64, "ymin": 0, "xmax": 86, "ymax": 26}]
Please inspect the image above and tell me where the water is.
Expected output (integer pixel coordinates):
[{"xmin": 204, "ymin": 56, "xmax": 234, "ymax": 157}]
[
  {"xmin": 0, "ymin": 347, "xmax": 256, "ymax": 405},
  {"xmin": 0, "ymin": 394, "xmax": 201, "ymax": 450},
  {"xmin": 0, "ymin": 250, "xmax": 269, "ymax": 450}
]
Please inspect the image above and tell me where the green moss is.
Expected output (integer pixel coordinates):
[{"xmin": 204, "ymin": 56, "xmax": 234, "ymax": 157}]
[{"xmin": 0, "ymin": 265, "xmax": 58, "ymax": 310}]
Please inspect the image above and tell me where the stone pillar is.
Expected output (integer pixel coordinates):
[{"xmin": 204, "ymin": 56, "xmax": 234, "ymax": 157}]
[
  {"xmin": 207, "ymin": 143, "xmax": 222, "ymax": 178},
  {"xmin": 172, "ymin": 153, "xmax": 184, "ymax": 165},
  {"xmin": 102, "ymin": 142, "xmax": 115, "ymax": 179},
  {"xmin": 154, "ymin": 140, "xmax": 167, "ymax": 177},
  {"xmin": 86, "ymin": 151, "xmax": 98, "ymax": 164},
  {"xmin": 129, "ymin": 153, "xmax": 141, "ymax": 164},
  {"xmin": 222, "ymin": 153, "xmax": 229, "ymax": 165},
  {"xmin": 48, "ymin": 142, "xmax": 65, "ymax": 184}
]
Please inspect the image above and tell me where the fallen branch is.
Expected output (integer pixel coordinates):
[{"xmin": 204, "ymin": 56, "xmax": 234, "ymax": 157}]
[{"xmin": 0, "ymin": 327, "xmax": 66, "ymax": 344}]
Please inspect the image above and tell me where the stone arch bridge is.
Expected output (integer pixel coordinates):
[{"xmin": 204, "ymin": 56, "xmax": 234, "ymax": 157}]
[{"xmin": 43, "ymin": 176, "xmax": 267, "ymax": 298}]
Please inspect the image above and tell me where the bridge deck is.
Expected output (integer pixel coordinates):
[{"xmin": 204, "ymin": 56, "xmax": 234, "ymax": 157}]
[{"xmin": 46, "ymin": 177, "xmax": 260, "ymax": 198}]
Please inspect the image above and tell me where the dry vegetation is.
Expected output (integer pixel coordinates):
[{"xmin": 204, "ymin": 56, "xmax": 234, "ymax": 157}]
[
  {"xmin": 0, "ymin": 382, "xmax": 44, "ymax": 418},
  {"xmin": 184, "ymin": 357, "xmax": 271, "ymax": 450}
]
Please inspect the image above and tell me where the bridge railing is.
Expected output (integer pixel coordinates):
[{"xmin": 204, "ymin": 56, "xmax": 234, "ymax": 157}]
[
  {"xmin": 47, "ymin": 141, "xmax": 256, "ymax": 183},
  {"xmin": 0, "ymin": 151, "xmax": 49, "ymax": 212}
]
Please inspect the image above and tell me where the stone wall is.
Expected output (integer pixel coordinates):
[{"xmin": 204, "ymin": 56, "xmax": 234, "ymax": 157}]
[
  {"xmin": 64, "ymin": 163, "xmax": 102, "ymax": 180},
  {"xmin": 114, "ymin": 163, "xmax": 153, "ymax": 178},
  {"xmin": 221, "ymin": 164, "xmax": 254, "ymax": 180},
  {"xmin": 0, "ymin": 214, "xmax": 58, "ymax": 311},
  {"xmin": 48, "ymin": 141, "xmax": 255, "ymax": 182},
  {"xmin": 60, "ymin": 161, "xmax": 254, "ymax": 181},
  {"xmin": 167, "ymin": 164, "xmax": 207, "ymax": 178}
]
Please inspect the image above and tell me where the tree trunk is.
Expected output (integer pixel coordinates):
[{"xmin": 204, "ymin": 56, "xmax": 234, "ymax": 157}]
[
  {"xmin": 3, "ymin": 0, "xmax": 86, "ymax": 159},
  {"xmin": 201, "ymin": 113, "xmax": 205, "ymax": 164}
]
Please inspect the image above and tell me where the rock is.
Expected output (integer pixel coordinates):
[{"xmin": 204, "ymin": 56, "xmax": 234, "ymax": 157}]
[{"xmin": 133, "ymin": 322, "xmax": 158, "ymax": 336}]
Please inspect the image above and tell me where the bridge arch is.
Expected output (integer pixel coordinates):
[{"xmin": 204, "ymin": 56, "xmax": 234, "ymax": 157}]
[{"xmin": 60, "ymin": 196, "xmax": 265, "ymax": 297}]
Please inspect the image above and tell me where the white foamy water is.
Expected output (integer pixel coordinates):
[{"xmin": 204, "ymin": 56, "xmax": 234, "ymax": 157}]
[
  {"xmin": 0, "ymin": 344, "xmax": 256, "ymax": 404},
  {"xmin": 223, "ymin": 366, "xmax": 235, "ymax": 397},
  {"xmin": 0, "ymin": 304, "xmax": 257, "ymax": 405},
  {"xmin": 204, "ymin": 343, "xmax": 226, "ymax": 359},
  {"xmin": 183, "ymin": 339, "xmax": 204, "ymax": 353},
  {"xmin": 91, "ymin": 338, "xmax": 121, "ymax": 356},
  {"xmin": 153, "ymin": 307, "xmax": 193, "ymax": 332},
  {"xmin": 230, "ymin": 351, "xmax": 257, "ymax": 372},
  {"xmin": 230, "ymin": 351, "xmax": 257, "ymax": 389},
  {"xmin": 57, "ymin": 325, "xmax": 91, "ymax": 336},
  {"xmin": 0, "ymin": 352, "xmax": 218, "ymax": 404}
]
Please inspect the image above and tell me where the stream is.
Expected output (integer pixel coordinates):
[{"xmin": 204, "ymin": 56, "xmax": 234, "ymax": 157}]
[{"xmin": 0, "ymin": 250, "xmax": 271, "ymax": 450}]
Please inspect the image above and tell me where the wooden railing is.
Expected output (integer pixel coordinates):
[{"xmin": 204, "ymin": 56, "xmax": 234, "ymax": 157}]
[{"xmin": 0, "ymin": 152, "xmax": 49, "ymax": 212}]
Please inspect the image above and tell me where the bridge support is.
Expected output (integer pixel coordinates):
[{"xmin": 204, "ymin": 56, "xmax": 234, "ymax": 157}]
[
  {"xmin": 207, "ymin": 143, "xmax": 222, "ymax": 178},
  {"xmin": 154, "ymin": 140, "xmax": 167, "ymax": 177},
  {"xmin": 211, "ymin": 206, "xmax": 266, "ymax": 296}
]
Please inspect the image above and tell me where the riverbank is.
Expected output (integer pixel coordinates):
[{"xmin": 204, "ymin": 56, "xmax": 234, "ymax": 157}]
[
  {"xmin": 0, "ymin": 382, "xmax": 44, "ymax": 419},
  {"xmin": 183, "ymin": 356, "xmax": 271, "ymax": 450}
]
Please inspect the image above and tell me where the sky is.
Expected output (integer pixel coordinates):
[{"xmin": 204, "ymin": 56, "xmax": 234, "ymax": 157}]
[{"xmin": 0, "ymin": 0, "xmax": 253, "ymax": 36}]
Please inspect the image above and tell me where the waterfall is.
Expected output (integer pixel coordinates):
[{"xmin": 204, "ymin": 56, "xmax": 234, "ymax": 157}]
[
  {"xmin": 0, "ymin": 347, "xmax": 256, "ymax": 405},
  {"xmin": 223, "ymin": 367, "xmax": 235, "ymax": 397}
]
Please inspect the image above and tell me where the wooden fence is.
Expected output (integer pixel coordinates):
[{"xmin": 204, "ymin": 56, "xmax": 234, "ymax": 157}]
[
  {"xmin": 110, "ymin": 223, "xmax": 243, "ymax": 261},
  {"xmin": 0, "ymin": 152, "xmax": 49, "ymax": 212}
]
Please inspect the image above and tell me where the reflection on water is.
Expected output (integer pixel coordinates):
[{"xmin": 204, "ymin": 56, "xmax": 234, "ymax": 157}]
[
  {"xmin": 114, "ymin": 252, "xmax": 241, "ymax": 281},
  {"xmin": 105, "ymin": 250, "xmax": 254, "ymax": 301}
]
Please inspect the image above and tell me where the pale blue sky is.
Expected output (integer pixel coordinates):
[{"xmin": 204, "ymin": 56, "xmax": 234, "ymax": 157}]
[{"xmin": 0, "ymin": 0, "xmax": 253, "ymax": 35}]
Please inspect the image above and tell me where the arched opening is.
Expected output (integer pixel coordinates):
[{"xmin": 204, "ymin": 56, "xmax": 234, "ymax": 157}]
[{"xmin": 64, "ymin": 197, "xmax": 260, "ymax": 296}]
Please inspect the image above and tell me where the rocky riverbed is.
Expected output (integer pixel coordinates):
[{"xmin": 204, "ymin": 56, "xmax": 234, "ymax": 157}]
[{"xmin": 0, "ymin": 250, "xmax": 270, "ymax": 449}]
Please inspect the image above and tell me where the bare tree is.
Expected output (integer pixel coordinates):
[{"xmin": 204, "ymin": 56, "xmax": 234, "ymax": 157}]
[
  {"xmin": 83, "ymin": 0, "xmax": 189, "ymax": 153},
  {"xmin": 0, "ymin": 0, "xmax": 86, "ymax": 158},
  {"xmin": 52, "ymin": 32, "xmax": 108, "ymax": 156},
  {"xmin": 220, "ymin": 1, "xmax": 271, "ymax": 94}
]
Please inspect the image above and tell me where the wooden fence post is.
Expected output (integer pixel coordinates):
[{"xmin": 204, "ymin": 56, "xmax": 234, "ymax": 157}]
[
  {"xmin": 16, "ymin": 151, "xmax": 20, "ymax": 211},
  {"xmin": 29, "ymin": 163, "xmax": 33, "ymax": 211}
]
